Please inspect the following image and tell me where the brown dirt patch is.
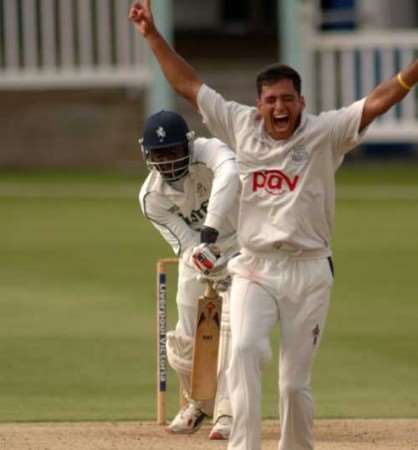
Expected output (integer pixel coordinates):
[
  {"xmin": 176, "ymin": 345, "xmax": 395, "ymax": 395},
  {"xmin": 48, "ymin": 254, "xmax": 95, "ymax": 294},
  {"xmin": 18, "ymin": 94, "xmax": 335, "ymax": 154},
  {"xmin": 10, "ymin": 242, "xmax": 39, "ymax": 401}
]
[{"xmin": 0, "ymin": 420, "xmax": 417, "ymax": 450}]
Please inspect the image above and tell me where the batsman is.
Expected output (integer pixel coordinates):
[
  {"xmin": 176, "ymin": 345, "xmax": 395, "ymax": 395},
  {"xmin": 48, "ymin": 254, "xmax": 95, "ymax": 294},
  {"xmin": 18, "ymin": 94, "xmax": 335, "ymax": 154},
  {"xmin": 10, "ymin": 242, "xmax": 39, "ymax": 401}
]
[{"xmin": 139, "ymin": 110, "xmax": 240, "ymax": 439}]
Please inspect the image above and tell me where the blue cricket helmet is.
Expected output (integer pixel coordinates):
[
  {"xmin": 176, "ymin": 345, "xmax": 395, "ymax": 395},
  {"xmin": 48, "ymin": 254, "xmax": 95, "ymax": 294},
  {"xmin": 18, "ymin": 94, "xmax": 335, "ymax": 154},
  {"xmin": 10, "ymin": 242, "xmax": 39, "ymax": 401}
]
[{"xmin": 140, "ymin": 110, "xmax": 195, "ymax": 181}]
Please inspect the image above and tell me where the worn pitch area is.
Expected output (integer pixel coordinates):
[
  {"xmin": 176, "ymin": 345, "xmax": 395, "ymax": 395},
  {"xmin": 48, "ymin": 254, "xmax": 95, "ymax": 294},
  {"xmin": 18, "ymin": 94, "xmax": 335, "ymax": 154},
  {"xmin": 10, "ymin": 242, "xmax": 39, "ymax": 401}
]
[{"xmin": 0, "ymin": 420, "xmax": 417, "ymax": 450}]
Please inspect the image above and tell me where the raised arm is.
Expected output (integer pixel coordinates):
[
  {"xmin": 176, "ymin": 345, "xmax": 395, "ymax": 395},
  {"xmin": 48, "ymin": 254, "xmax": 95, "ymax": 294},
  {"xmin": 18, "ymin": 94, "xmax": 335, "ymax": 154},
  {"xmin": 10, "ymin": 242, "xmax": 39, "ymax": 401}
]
[
  {"xmin": 129, "ymin": 0, "xmax": 202, "ymax": 109},
  {"xmin": 360, "ymin": 60, "xmax": 418, "ymax": 131}
]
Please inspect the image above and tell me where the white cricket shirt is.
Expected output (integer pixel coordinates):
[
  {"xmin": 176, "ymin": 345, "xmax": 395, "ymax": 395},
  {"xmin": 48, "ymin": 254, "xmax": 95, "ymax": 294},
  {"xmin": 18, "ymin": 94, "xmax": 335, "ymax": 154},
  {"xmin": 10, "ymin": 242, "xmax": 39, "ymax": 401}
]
[
  {"xmin": 139, "ymin": 137, "xmax": 239, "ymax": 264},
  {"xmin": 197, "ymin": 84, "xmax": 367, "ymax": 257}
]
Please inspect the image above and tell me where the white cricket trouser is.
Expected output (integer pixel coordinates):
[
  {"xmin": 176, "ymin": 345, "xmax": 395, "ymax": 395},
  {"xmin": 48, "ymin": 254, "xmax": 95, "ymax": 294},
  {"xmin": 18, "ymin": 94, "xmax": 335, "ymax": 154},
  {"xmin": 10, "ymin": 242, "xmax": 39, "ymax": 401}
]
[
  {"xmin": 226, "ymin": 250, "xmax": 333, "ymax": 450},
  {"xmin": 175, "ymin": 260, "xmax": 231, "ymax": 420}
]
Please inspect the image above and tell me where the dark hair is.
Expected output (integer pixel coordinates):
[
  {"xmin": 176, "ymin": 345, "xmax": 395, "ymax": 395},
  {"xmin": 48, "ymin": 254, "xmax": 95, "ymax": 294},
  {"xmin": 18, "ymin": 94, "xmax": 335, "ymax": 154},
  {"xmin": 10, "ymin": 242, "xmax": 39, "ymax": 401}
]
[{"xmin": 256, "ymin": 63, "xmax": 302, "ymax": 97}]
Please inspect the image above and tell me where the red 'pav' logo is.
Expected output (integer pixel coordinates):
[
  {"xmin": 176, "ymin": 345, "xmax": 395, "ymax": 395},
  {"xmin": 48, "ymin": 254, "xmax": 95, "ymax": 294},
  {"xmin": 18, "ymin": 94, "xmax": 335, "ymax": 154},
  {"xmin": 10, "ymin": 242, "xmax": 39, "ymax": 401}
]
[{"xmin": 252, "ymin": 170, "xmax": 299, "ymax": 195}]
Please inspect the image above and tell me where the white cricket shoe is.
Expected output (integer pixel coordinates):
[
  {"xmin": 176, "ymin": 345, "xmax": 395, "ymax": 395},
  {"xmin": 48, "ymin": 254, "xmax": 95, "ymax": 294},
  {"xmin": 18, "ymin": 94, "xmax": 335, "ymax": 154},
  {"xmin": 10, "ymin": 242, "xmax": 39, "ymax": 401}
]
[
  {"xmin": 167, "ymin": 403, "xmax": 207, "ymax": 434},
  {"xmin": 209, "ymin": 415, "xmax": 232, "ymax": 440}
]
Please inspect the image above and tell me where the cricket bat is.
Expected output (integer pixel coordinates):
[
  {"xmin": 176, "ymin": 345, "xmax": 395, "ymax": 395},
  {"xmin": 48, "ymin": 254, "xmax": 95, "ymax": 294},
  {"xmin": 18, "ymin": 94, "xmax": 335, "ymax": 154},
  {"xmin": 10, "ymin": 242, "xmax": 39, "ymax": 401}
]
[{"xmin": 191, "ymin": 280, "xmax": 222, "ymax": 401}]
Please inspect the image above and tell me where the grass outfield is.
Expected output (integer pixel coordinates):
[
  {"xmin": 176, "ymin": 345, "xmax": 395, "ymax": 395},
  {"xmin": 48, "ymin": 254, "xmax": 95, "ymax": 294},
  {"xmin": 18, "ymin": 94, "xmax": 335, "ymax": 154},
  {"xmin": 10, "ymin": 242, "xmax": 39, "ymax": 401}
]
[{"xmin": 0, "ymin": 164, "xmax": 417, "ymax": 422}]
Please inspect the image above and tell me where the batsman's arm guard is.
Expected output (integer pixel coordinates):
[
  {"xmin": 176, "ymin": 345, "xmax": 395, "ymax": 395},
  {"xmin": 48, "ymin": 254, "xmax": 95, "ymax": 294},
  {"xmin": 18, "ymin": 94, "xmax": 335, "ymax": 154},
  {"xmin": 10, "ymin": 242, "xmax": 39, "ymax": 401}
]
[{"xmin": 140, "ymin": 189, "xmax": 199, "ymax": 259}]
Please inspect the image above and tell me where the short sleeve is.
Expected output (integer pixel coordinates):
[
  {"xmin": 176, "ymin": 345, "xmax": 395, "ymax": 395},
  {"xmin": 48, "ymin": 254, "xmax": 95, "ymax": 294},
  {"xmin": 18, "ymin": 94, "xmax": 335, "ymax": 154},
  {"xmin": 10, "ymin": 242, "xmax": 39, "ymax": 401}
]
[
  {"xmin": 325, "ymin": 98, "xmax": 368, "ymax": 157},
  {"xmin": 197, "ymin": 84, "xmax": 251, "ymax": 151}
]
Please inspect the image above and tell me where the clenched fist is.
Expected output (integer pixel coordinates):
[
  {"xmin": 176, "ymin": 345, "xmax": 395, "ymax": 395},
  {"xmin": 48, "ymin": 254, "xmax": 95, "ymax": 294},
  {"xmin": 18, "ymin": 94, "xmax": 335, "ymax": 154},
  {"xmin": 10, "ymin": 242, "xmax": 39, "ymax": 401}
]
[{"xmin": 128, "ymin": 0, "xmax": 155, "ymax": 38}]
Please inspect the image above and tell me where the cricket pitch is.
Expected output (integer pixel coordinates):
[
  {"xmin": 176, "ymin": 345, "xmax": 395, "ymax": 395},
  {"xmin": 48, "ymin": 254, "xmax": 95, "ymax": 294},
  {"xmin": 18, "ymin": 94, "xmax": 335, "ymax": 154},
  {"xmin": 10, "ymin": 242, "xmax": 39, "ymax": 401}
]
[{"xmin": 0, "ymin": 419, "xmax": 417, "ymax": 450}]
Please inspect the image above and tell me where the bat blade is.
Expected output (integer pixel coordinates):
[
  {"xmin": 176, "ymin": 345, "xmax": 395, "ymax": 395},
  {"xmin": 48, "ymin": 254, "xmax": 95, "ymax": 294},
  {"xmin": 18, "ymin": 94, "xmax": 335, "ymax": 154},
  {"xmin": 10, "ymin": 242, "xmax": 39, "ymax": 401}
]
[{"xmin": 191, "ymin": 283, "xmax": 222, "ymax": 401}]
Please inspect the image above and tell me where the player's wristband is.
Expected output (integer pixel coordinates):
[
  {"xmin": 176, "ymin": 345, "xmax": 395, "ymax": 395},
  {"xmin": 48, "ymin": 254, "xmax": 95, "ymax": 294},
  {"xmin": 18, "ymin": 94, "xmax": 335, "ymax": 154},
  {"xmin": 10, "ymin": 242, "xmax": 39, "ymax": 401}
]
[
  {"xmin": 397, "ymin": 73, "xmax": 412, "ymax": 91},
  {"xmin": 200, "ymin": 226, "xmax": 219, "ymax": 244}
]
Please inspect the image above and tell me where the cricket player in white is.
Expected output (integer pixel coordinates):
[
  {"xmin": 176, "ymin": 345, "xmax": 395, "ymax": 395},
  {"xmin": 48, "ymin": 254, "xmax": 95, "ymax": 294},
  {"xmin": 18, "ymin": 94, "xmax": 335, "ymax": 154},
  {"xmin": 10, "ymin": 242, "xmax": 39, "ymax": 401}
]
[
  {"xmin": 130, "ymin": 1, "xmax": 418, "ymax": 449},
  {"xmin": 139, "ymin": 110, "xmax": 240, "ymax": 440}
]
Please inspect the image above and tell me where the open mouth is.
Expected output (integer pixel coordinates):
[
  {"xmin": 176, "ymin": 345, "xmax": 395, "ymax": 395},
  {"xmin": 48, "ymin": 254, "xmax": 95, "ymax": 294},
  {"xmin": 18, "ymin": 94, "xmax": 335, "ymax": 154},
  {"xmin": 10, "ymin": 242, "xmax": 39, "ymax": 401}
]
[{"xmin": 273, "ymin": 114, "xmax": 290, "ymax": 129}]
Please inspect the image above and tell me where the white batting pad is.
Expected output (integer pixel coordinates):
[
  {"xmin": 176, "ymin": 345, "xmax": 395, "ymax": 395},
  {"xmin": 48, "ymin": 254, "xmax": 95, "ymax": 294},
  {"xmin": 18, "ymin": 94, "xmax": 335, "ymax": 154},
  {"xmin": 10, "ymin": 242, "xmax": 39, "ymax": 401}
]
[{"xmin": 166, "ymin": 330, "xmax": 194, "ymax": 374}]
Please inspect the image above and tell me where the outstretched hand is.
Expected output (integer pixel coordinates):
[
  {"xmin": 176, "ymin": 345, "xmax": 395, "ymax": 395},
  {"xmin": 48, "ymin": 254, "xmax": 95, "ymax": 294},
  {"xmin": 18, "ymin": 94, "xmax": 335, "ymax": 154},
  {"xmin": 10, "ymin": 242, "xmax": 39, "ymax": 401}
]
[
  {"xmin": 128, "ymin": 0, "xmax": 155, "ymax": 38},
  {"xmin": 128, "ymin": 0, "xmax": 202, "ymax": 109}
]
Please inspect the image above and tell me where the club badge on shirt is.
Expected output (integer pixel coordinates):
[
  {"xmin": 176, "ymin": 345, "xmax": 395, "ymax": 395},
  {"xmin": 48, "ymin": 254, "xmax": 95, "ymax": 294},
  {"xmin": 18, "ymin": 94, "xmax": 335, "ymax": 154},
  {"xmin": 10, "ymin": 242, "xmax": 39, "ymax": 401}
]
[{"xmin": 290, "ymin": 144, "xmax": 309, "ymax": 163}]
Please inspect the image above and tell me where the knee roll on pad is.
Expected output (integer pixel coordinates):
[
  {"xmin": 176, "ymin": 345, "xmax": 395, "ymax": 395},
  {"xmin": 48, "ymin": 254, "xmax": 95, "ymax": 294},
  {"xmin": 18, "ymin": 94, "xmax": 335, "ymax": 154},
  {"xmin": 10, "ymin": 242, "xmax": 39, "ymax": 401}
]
[{"xmin": 166, "ymin": 330, "xmax": 194, "ymax": 374}]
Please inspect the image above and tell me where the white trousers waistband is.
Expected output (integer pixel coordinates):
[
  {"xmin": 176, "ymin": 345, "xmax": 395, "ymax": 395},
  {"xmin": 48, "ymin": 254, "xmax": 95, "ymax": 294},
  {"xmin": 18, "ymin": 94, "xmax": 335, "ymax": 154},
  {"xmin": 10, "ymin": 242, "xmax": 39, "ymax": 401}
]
[{"xmin": 241, "ymin": 246, "xmax": 331, "ymax": 261}]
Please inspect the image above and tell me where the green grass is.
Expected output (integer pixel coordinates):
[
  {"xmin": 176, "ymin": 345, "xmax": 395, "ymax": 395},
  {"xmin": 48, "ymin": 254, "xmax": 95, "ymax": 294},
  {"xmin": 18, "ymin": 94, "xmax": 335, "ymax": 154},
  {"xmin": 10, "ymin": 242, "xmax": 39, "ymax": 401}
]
[{"xmin": 0, "ymin": 164, "xmax": 417, "ymax": 422}]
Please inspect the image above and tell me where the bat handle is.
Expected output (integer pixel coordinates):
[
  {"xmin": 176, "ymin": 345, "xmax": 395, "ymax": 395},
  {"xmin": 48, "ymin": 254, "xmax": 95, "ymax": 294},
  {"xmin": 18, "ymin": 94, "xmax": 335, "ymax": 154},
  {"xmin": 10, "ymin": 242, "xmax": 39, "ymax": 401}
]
[{"xmin": 205, "ymin": 280, "xmax": 217, "ymax": 297}]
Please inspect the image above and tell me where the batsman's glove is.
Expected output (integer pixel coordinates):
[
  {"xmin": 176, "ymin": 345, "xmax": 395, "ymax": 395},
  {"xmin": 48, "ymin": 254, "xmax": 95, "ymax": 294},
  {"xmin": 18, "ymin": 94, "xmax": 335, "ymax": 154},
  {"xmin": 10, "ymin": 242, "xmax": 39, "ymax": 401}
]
[
  {"xmin": 192, "ymin": 243, "xmax": 221, "ymax": 275},
  {"xmin": 193, "ymin": 244, "xmax": 234, "ymax": 292},
  {"xmin": 196, "ymin": 273, "xmax": 232, "ymax": 292}
]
